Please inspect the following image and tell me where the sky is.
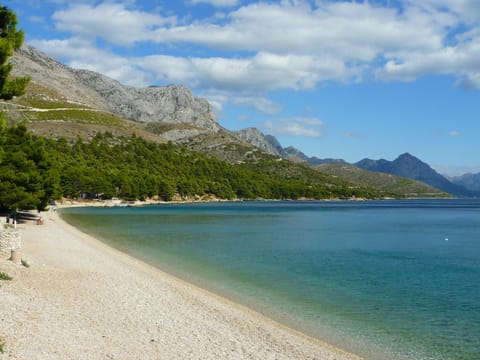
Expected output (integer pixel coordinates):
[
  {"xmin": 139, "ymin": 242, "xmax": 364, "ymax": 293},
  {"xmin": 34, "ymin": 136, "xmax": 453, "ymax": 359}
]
[{"xmin": 6, "ymin": 0, "xmax": 480, "ymax": 176}]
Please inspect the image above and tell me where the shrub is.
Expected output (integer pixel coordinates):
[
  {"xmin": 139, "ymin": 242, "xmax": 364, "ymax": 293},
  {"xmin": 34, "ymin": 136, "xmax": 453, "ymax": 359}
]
[{"xmin": 0, "ymin": 272, "xmax": 12, "ymax": 281}]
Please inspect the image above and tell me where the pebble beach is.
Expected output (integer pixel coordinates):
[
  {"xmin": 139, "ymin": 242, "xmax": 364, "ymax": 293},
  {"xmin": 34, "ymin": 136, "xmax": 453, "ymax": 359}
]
[{"xmin": 0, "ymin": 209, "xmax": 362, "ymax": 359}]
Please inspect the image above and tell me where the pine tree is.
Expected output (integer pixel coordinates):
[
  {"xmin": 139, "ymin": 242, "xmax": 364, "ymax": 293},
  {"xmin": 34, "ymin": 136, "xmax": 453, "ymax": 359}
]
[
  {"xmin": 0, "ymin": 6, "xmax": 32, "ymax": 210},
  {"xmin": 0, "ymin": 5, "xmax": 29, "ymax": 100}
]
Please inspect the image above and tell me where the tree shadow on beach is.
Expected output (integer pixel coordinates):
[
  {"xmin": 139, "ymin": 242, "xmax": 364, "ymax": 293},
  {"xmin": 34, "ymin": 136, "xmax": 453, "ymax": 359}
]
[{"xmin": 1, "ymin": 211, "xmax": 40, "ymax": 225}]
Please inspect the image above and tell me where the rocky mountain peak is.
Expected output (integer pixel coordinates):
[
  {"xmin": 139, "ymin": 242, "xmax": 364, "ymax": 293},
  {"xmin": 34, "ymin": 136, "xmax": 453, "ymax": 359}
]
[
  {"xmin": 72, "ymin": 69, "xmax": 218, "ymax": 131},
  {"xmin": 233, "ymin": 128, "xmax": 284, "ymax": 156},
  {"xmin": 12, "ymin": 44, "xmax": 67, "ymax": 72},
  {"xmin": 11, "ymin": 44, "xmax": 220, "ymax": 136},
  {"xmin": 11, "ymin": 44, "xmax": 110, "ymax": 110},
  {"xmin": 283, "ymin": 146, "xmax": 309, "ymax": 161}
]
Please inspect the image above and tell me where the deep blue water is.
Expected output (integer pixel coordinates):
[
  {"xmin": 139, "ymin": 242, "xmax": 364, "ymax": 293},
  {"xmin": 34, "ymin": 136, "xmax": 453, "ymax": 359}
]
[{"xmin": 61, "ymin": 200, "xmax": 480, "ymax": 360}]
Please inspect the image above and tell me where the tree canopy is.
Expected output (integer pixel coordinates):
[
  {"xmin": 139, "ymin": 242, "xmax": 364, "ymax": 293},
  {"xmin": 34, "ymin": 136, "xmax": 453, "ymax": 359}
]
[
  {"xmin": 0, "ymin": 5, "xmax": 29, "ymax": 101},
  {"xmin": 0, "ymin": 129, "xmax": 381, "ymax": 211},
  {"xmin": 0, "ymin": 5, "xmax": 32, "ymax": 210}
]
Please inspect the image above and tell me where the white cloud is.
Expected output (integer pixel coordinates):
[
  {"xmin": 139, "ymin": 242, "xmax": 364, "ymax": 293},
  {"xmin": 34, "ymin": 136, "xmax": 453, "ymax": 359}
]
[
  {"xmin": 410, "ymin": 0, "xmax": 480, "ymax": 24},
  {"xmin": 32, "ymin": 0, "xmax": 480, "ymax": 114},
  {"xmin": 264, "ymin": 117, "xmax": 325, "ymax": 137},
  {"xmin": 47, "ymin": 0, "xmax": 480, "ymax": 92},
  {"xmin": 150, "ymin": 1, "xmax": 446, "ymax": 60},
  {"xmin": 30, "ymin": 38, "xmax": 152, "ymax": 87},
  {"xmin": 52, "ymin": 3, "xmax": 174, "ymax": 46},
  {"xmin": 197, "ymin": 91, "xmax": 281, "ymax": 115},
  {"xmin": 231, "ymin": 96, "xmax": 282, "ymax": 115},
  {"xmin": 431, "ymin": 129, "xmax": 463, "ymax": 138},
  {"xmin": 27, "ymin": 15, "xmax": 44, "ymax": 23},
  {"xmin": 137, "ymin": 52, "xmax": 349, "ymax": 93},
  {"xmin": 189, "ymin": 0, "xmax": 239, "ymax": 6},
  {"xmin": 456, "ymin": 72, "xmax": 480, "ymax": 89},
  {"xmin": 447, "ymin": 130, "xmax": 461, "ymax": 137},
  {"xmin": 376, "ymin": 34, "xmax": 480, "ymax": 83}
]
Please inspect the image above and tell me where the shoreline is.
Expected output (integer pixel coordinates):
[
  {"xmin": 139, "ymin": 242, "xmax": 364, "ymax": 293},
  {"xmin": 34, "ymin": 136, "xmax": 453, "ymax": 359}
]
[{"xmin": 0, "ymin": 208, "xmax": 363, "ymax": 359}]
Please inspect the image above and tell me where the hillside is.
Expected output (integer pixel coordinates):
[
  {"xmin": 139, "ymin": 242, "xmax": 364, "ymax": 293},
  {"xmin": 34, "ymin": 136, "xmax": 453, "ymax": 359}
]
[
  {"xmin": 8, "ymin": 44, "xmax": 267, "ymax": 163},
  {"xmin": 315, "ymin": 163, "xmax": 446, "ymax": 198},
  {"xmin": 1, "ymin": 124, "xmax": 388, "ymax": 212}
]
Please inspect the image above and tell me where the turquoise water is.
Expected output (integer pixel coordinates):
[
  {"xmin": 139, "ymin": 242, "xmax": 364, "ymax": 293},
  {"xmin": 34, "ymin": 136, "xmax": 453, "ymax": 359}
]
[{"xmin": 61, "ymin": 200, "xmax": 480, "ymax": 360}]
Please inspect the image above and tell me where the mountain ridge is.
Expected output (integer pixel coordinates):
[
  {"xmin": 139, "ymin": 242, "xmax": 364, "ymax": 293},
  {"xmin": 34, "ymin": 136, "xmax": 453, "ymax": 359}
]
[
  {"xmin": 11, "ymin": 44, "xmax": 220, "ymax": 141},
  {"xmin": 355, "ymin": 153, "xmax": 474, "ymax": 197},
  {"xmin": 232, "ymin": 129, "xmax": 449, "ymax": 196},
  {"xmin": 449, "ymin": 172, "xmax": 480, "ymax": 192},
  {"xmin": 233, "ymin": 127, "xmax": 286, "ymax": 157}
]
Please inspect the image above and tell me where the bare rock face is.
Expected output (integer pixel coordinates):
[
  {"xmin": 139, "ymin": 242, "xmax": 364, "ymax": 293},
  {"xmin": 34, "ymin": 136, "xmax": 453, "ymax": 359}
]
[
  {"xmin": 234, "ymin": 127, "xmax": 284, "ymax": 156},
  {"xmin": 72, "ymin": 69, "xmax": 219, "ymax": 131},
  {"xmin": 11, "ymin": 44, "xmax": 110, "ymax": 110},
  {"xmin": 11, "ymin": 44, "xmax": 220, "ymax": 134}
]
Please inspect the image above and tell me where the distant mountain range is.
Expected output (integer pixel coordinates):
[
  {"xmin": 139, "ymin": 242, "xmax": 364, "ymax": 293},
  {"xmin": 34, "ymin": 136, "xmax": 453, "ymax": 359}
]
[
  {"xmin": 354, "ymin": 153, "xmax": 476, "ymax": 197},
  {"xmin": 449, "ymin": 173, "xmax": 480, "ymax": 192},
  {"xmin": 234, "ymin": 127, "xmax": 346, "ymax": 165},
  {"xmin": 234, "ymin": 128, "xmax": 476, "ymax": 197}
]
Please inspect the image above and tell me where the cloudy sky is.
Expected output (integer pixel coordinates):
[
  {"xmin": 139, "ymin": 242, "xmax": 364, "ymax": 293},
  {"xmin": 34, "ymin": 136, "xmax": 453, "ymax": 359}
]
[{"xmin": 8, "ymin": 0, "xmax": 480, "ymax": 175}]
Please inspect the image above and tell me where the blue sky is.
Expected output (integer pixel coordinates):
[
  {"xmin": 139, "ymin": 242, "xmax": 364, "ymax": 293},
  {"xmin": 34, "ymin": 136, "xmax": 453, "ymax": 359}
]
[{"xmin": 7, "ymin": 0, "xmax": 480, "ymax": 175}]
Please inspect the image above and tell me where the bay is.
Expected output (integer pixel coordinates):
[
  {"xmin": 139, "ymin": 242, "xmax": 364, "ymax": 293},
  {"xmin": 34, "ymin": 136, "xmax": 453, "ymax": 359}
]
[{"xmin": 61, "ymin": 199, "xmax": 480, "ymax": 360}]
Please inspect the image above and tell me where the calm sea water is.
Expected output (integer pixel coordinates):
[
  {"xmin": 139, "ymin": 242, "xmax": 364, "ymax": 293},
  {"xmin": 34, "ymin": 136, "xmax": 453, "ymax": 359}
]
[{"xmin": 61, "ymin": 200, "xmax": 480, "ymax": 360}]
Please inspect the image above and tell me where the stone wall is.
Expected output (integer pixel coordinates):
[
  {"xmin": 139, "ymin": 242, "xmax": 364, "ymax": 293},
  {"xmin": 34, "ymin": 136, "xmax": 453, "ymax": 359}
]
[{"xmin": 0, "ymin": 221, "xmax": 21, "ymax": 259}]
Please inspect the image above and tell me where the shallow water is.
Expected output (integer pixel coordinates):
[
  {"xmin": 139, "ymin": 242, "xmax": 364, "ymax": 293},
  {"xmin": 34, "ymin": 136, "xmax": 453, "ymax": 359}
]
[{"xmin": 61, "ymin": 200, "xmax": 480, "ymax": 360}]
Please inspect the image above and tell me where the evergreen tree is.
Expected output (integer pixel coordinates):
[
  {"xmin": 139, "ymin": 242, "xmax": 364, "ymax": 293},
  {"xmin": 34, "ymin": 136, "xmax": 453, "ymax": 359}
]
[
  {"xmin": 0, "ymin": 5, "xmax": 29, "ymax": 100},
  {"xmin": 0, "ymin": 6, "xmax": 32, "ymax": 210}
]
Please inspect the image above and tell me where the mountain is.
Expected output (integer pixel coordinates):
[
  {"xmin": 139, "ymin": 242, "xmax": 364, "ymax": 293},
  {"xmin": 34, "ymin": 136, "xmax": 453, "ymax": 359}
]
[
  {"xmin": 306, "ymin": 157, "xmax": 346, "ymax": 166},
  {"xmin": 280, "ymin": 146, "xmax": 346, "ymax": 165},
  {"xmin": 355, "ymin": 153, "xmax": 473, "ymax": 197},
  {"xmin": 283, "ymin": 146, "xmax": 309, "ymax": 162},
  {"xmin": 234, "ymin": 129, "xmax": 444, "ymax": 197},
  {"xmin": 10, "ymin": 44, "xmax": 220, "ymax": 142},
  {"xmin": 8, "ymin": 44, "xmax": 279, "ymax": 164},
  {"xmin": 233, "ymin": 128, "xmax": 286, "ymax": 157},
  {"xmin": 449, "ymin": 172, "xmax": 480, "ymax": 192},
  {"xmin": 264, "ymin": 134, "xmax": 286, "ymax": 156},
  {"xmin": 315, "ymin": 163, "xmax": 445, "ymax": 198},
  {"xmin": 233, "ymin": 128, "xmax": 347, "ymax": 166}
]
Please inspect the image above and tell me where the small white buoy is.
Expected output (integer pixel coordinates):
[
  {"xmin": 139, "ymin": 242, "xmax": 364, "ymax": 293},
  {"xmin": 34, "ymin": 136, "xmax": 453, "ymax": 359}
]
[{"xmin": 445, "ymin": 238, "xmax": 449, "ymax": 241}]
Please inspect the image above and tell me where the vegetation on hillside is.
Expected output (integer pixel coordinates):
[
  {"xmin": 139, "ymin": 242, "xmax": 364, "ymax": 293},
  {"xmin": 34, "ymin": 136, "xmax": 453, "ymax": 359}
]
[
  {"xmin": 0, "ymin": 127, "xmax": 385, "ymax": 211},
  {"xmin": 316, "ymin": 163, "xmax": 447, "ymax": 198}
]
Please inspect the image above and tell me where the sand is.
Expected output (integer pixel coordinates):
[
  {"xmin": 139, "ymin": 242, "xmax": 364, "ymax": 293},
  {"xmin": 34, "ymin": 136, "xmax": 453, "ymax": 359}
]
[{"xmin": 0, "ymin": 209, "xmax": 363, "ymax": 360}]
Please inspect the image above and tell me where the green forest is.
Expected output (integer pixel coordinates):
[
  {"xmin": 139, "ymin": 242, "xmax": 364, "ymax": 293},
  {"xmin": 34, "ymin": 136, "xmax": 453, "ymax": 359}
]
[{"xmin": 0, "ymin": 126, "xmax": 381, "ymax": 211}]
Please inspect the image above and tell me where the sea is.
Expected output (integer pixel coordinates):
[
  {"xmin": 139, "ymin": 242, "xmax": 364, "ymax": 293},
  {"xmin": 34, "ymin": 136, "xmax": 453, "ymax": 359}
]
[{"xmin": 60, "ymin": 199, "xmax": 480, "ymax": 360}]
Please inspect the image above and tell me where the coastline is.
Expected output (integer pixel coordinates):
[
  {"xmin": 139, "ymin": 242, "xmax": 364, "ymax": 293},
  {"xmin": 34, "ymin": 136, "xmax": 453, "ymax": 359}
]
[{"xmin": 0, "ymin": 208, "xmax": 363, "ymax": 359}]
